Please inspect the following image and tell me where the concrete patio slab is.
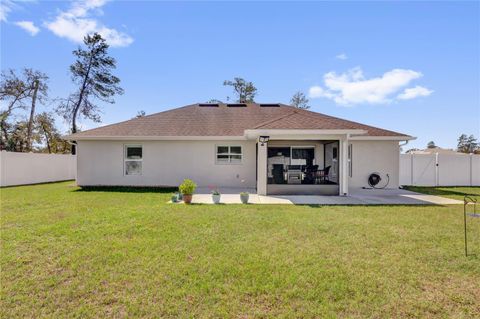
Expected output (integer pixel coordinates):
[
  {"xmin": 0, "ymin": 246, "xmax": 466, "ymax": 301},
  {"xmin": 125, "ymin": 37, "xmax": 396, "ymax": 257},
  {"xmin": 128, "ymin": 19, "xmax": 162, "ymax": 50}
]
[
  {"xmin": 349, "ymin": 188, "xmax": 463, "ymax": 205},
  {"xmin": 184, "ymin": 188, "xmax": 463, "ymax": 205}
]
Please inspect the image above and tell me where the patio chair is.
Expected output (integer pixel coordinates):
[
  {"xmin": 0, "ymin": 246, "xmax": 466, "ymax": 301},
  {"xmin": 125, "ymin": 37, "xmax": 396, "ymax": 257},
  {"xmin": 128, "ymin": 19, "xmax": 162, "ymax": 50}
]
[
  {"xmin": 315, "ymin": 165, "xmax": 331, "ymax": 184},
  {"xmin": 272, "ymin": 164, "xmax": 285, "ymax": 184},
  {"xmin": 304, "ymin": 165, "xmax": 318, "ymax": 184}
]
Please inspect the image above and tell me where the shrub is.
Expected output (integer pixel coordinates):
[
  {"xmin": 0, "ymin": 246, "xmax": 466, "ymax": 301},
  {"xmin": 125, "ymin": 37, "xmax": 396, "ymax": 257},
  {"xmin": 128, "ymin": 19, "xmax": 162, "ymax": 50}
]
[{"xmin": 179, "ymin": 179, "xmax": 197, "ymax": 195}]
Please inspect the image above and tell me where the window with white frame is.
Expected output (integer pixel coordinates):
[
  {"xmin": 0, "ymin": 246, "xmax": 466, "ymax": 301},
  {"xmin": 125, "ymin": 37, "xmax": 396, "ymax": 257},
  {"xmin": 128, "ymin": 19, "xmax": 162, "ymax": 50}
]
[
  {"xmin": 124, "ymin": 145, "xmax": 142, "ymax": 175},
  {"xmin": 216, "ymin": 145, "xmax": 242, "ymax": 164}
]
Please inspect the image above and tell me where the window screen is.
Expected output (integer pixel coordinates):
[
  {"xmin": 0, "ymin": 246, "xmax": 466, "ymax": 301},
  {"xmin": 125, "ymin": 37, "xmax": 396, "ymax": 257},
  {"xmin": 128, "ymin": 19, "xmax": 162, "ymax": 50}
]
[{"xmin": 125, "ymin": 145, "xmax": 142, "ymax": 175}]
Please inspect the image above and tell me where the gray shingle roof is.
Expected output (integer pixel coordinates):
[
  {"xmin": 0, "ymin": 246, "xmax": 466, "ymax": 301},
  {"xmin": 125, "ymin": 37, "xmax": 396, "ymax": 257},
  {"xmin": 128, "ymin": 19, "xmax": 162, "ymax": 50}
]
[{"xmin": 67, "ymin": 103, "xmax": 410, "ymax": 139}]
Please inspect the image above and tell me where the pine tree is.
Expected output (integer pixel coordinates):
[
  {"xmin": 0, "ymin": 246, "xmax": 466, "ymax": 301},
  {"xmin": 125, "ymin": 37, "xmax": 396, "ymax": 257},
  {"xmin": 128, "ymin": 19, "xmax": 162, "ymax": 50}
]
[{"xmin": 57, "ymin": 33, "xmax": 123, "ymax": 154}]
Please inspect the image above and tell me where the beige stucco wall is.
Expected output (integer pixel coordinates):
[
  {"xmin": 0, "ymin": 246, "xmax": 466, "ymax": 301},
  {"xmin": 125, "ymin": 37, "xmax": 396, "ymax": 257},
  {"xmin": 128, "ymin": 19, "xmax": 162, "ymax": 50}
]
[
  {"xmin": 348, "ymin": 140, "xmax": 400, "ymax": 189},
  {"xmin": 76, "ymin": 140, "xmax": 257, "ymax": 188},
  {"xmin": 76, "ymin": 139, "xmax": 400, "ymax": 191}
]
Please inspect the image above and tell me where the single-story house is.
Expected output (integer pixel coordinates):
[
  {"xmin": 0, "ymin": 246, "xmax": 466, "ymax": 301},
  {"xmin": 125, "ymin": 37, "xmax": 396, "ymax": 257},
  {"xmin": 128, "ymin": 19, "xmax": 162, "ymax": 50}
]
[{"xmin": 67, "ymin": 103, "xmax": 415, "ymax": 195}]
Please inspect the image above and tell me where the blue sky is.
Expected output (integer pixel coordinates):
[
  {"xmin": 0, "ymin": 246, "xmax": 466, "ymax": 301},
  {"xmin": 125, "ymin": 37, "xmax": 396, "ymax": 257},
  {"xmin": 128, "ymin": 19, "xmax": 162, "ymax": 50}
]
[{"xmin": 1, "ymin": 0, "xmax": 479, "ymax": 150}]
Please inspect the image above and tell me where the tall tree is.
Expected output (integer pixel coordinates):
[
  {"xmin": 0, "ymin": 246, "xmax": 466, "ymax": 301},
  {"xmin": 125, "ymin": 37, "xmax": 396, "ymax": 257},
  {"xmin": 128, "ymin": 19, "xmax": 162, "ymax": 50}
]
[
  {"xmin": 223, "ymin": 77, "xmax": 257, "ymax": 103},
  {"xmin": 0, "ymin": 68, "xmax": 48, "ymax": 151},
  {"xmin": 1, "ymin": 69, "xmax": 32, "ymax": 149},
  {"xmin": 427, "ymin": 141, "xmax": 436, "ymax": 149},
  {"xmin": 35, "ymin": 112, "xmax": 71, "ymax": 154},
  {"xmin": 35, "ymin": 112, "xmax": 57, "ymax": 153},
  {"xmin": 24, "ymin": 69, "xmax": 49, "ymax": 151},
  {"xmin": 457, "ymin": 134, "xmax": 478, "ymax": 153},
  {"xmin": 57, "ymin": 33, "xmax": 123, "ymax": 154},
  {"xmin": 290, "ymin": 91, "xmax": 310, "ymax": 109}
]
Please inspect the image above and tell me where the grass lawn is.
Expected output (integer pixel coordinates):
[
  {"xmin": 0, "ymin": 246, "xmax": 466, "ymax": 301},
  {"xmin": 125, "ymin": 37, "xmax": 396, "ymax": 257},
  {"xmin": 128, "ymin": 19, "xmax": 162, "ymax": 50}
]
[
  {"xmin": 404, "ymin": 186, "xmax": 480, "ymax": 201},
  {"xmin": 1, "ymin": 182, "xmax": 479, "ymax": 318}
]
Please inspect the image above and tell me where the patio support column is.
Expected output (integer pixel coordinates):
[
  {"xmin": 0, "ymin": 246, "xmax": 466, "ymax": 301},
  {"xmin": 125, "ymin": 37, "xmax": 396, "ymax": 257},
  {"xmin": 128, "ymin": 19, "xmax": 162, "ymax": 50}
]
[
  {"xmin": 257, "ymin": 141, "xmax": 268, "ymax": 195},
  {"xmin": 340, "ymin": 137, "xmax": 349, "ymax": 196}
]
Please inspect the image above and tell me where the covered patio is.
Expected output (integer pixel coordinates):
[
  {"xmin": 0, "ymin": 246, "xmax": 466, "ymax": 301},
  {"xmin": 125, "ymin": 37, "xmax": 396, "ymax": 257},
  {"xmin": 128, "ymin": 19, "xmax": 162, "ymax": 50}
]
[
  {"xmin": 265, "ymin": 140, "xmax": 340, "ymax": 195},
  {"xmin": 246, "ymin": 129, "xmax": 358, "ymax": 196}
]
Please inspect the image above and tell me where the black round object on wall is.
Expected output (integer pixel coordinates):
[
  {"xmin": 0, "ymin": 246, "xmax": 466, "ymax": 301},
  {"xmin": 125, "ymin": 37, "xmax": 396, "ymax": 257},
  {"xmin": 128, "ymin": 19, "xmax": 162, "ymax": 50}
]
[{"xmin": 368, "ymin": 173, "xmax": 382, "ymax": 187}]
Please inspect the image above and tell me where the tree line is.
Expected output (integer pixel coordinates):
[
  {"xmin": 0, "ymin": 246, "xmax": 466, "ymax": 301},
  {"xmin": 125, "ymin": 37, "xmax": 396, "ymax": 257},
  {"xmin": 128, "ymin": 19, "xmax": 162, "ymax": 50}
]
[
  {"xmin": 411, "ymin": 135, "xmax": 479, "ymax": 154},
  {"xmin": 1, "ymin": 33, "xmax": 123, "ymax": 154}
]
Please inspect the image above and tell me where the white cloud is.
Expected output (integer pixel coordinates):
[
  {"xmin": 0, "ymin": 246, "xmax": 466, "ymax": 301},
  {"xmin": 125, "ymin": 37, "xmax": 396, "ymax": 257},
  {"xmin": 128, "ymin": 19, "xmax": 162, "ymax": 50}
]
[
  {"xmin": 0, "ymin": 6, "xmax": 10, "ymax": 22},
  {"xmin": 336, "ymin": 53, "xmax": 348, "ymax": 60},
  {"xmin": 45, "ymin": 0, "xmax": 133, "ymax": 47},
  {"xmin": 1, "ymin": 0, "xmax": 36, "ymax": 23},
  {"xmin": 0, "ymin": 0, "xmax": 14, "ymax": 22},
  {"xmin": 15, "ymin": 20, "xmax": 40, "ymax": 36},
  {"xmin": 309, "ymin": 67, "xmax": 432, "ymax": 106},
  {"xmin": 397, "ymin": 85, "xmax": 433, "ymax": 100}
]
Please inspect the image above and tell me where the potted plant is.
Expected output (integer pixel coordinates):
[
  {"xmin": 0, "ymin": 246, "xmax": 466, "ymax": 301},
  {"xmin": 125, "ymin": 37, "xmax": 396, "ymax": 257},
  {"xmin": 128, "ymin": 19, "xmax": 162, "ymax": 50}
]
[
  {"xmin": 240, "ymin": 192, "xmax": 249, "ymax": 204},
  {"xmin": 179, "ymin": 179, "xmax": 197, "ymax": 204},
  {"xmin": 211, "ymin": 188, "xmax": 221, "ymax": 204},
  {"xmin": 171, "ymin": 194, "xmax": 178, "ymax": 203}
]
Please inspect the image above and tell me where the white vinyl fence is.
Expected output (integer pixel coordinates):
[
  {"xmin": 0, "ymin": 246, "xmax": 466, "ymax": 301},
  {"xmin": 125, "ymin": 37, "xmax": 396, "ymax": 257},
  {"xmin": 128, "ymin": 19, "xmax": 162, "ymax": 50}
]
[
  {"xmin": 400, "ymin": 153, "xmax": 480, "ymax": 186},
  {"xmin": 0, "ymin": 151, "xmax": 76, "ymax": 187}
]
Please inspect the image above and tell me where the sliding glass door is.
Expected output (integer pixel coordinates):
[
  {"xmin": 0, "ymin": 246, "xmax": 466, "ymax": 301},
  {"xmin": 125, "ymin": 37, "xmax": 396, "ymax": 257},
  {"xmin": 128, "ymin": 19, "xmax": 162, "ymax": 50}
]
[{"xmin": 291, "ymin": 146, "xmax": 315, "ymax": 166}]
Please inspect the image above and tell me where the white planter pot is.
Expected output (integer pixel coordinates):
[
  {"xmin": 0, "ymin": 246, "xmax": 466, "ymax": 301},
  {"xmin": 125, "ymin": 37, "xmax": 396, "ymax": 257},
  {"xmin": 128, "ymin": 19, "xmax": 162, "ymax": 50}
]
[{"xmin": 212, "ymin": 194, "xmax": 221, "ymax": 204}]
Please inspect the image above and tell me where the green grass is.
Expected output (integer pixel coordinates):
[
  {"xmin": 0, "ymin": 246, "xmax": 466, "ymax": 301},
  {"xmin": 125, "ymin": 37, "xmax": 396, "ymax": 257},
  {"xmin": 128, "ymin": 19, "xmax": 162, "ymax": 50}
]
[
  {"xmin": 404, "ymin": 186, "xmax": 480, "ymax": 201},
  {"xmin": 1, "ymin": 182, "xmax": 479, "ymax": 318}
]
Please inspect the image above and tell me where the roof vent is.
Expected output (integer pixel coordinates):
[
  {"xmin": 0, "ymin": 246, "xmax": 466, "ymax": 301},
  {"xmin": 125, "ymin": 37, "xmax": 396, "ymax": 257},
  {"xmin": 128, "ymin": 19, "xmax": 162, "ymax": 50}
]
[
  {"xmin": 198, "ymin": 103, "xmax": 219, "ymax": 107},
  {"xmin": 259, "ymin": 103, "xmax": 280, "ymax": 107},
  {"xmin": 226, "ymin": 103, "xmax": 247, "ymax": 107}
]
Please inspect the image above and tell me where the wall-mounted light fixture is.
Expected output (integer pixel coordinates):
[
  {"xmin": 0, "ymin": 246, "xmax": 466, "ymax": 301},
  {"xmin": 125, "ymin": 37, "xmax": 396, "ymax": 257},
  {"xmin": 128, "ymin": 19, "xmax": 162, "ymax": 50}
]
[{"xmin": 259, "ymin": 136, "xmax": 270, "ymax": 146}]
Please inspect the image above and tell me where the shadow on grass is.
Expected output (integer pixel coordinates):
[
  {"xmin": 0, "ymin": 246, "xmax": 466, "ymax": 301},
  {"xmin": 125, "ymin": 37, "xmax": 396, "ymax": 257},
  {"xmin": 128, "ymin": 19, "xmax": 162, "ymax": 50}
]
[
  {"xmin": 403, "ymin": 186, "xmax": 479, "ymax": 199},
  {"xmin": 0, "ymin": 179, "xmax": 76, "ymax": 189},
  {"xmin": 75, "ymin": 186, "xmax": 178, "ymax": 193}
]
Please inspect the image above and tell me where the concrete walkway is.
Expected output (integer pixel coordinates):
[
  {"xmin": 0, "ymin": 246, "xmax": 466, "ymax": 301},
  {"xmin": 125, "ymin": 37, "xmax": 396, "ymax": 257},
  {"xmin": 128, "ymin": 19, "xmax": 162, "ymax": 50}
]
[{"xmin": 187, "ymin": 188, "xmax": 462, "ymax": 205}]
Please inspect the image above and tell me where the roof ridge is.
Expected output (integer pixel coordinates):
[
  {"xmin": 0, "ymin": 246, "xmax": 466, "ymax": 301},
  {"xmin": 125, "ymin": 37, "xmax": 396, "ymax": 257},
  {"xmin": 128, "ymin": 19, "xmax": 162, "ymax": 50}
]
[
  {"xmin": 252, "ymin": 109, "xmax": 299, "ymax": 129},
  {"xmin": 291, "ymin": 107, "xmax": 409, "ymax": 136}
]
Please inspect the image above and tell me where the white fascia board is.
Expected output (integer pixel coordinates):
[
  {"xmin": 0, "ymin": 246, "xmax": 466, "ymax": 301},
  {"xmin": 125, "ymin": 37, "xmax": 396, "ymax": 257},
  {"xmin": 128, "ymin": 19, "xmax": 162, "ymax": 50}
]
[
  {"xmin": 67, "ymin": 135, "xmax": 247, "ymax": 141},
  {"xmin": 244, "ymin": 129, "xmax": 367, "ymax": 140},
  {"xmin": 348, "ymin": 135, "xmax": 416, "ymax": 141},
  {"xmin": 66, "ymin": 131, "xmax": 413, "ymax": 142}
]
